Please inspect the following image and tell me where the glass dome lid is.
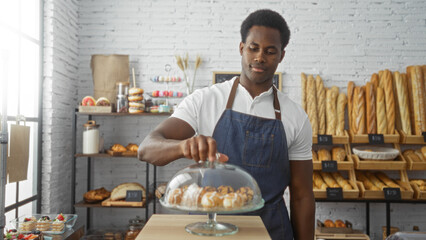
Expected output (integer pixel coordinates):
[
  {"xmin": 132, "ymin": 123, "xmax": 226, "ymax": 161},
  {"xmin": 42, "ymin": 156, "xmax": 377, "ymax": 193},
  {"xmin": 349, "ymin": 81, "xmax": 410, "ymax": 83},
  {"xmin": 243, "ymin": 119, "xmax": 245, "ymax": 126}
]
[{"xmin": 160, "ymin": 160, "xmax": 264, "ymax": 214}]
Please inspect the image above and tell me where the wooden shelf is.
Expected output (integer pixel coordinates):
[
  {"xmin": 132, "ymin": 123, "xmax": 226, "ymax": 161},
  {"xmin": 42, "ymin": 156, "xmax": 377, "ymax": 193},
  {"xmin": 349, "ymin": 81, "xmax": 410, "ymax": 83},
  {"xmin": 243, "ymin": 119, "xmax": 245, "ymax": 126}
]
[
  {"xmin": 74, "ymin": 200, "xmax": 147, "ymax": 208},
  {"xmin": 75, "ymin": 153, "xmax": 137, "ymax": 158},
  {"xmin": 312, "ymin": 131, "xmax": 350, "ymax": 144},
  {"xmin": 76, "ymin": 112, "xmax": 171, "ymax": 116},
  {"xmin": 348, "ymin": 130, "xmax": 400, "ymax": 144},
  {"xmin": 398, "ymin": 130, "xmax": 426, "ymax": 144}
]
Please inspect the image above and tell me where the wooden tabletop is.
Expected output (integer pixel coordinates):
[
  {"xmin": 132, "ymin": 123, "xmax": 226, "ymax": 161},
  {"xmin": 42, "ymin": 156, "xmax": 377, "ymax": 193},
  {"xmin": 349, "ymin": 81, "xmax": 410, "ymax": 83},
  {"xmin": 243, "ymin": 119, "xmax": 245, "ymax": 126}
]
[{"xmin": 136, "ymin": 214, "xmax": 271, "ymax": 240}]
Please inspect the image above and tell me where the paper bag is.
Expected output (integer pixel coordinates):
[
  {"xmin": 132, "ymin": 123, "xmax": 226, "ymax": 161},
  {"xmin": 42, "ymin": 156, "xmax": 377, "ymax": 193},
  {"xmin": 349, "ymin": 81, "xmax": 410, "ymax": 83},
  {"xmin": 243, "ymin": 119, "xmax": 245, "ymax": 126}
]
[
  {"xmin": 91, "ymin": 54, "xmax": 129, "ymax": 105},
  {"xmin": 7, "ymin": 124, "xmax": 30, "ymax": 183}
]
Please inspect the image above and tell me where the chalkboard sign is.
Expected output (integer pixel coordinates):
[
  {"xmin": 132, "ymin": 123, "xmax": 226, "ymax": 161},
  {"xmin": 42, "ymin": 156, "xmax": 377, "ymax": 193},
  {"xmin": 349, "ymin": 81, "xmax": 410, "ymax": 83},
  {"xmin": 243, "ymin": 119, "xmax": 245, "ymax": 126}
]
[
  {"xmin": 212, "ymin": 71, "xmax": 282, "ymax": 91},
  {"xmin": 317, "ymin": 134, "xmax": 333, "ymax": 145},
  {"xmin": 322, "ymin": 160, "xmax": 338, "ymax": 172},
  {"xmin": 326, "ymin": 188, "xmax": 343, "ymax": 200},
  {"xmin": 368, "ymin": 134, "xmax": 384, "ymax": 144},
  {"xmin": 125, "ymin": 190, "xmax": 143, "ymax": 202}
]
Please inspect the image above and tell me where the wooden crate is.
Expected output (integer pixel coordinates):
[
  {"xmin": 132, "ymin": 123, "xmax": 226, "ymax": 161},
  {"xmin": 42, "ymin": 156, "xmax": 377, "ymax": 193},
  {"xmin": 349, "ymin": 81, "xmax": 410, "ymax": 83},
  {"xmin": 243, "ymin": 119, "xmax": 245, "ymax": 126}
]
[
  {"xmin": 313, "ymin": 155, "xmax": 354, "ymax": 171},
  {"xmin": 312, "ymin": 131, "xmax": 350, "ymax": 144},
  {"xmin": 315, "ymin": 229, "xmax": 370, "ymax": 240},
  {"xmin": 356, "ymin": 170, "xmax": 414, "ymax": 199},
  {"xmin": 397, "ymin": 146, "xmax": 426, "ymax": 170},
  {"xmin": 101, "ymin": 197, "xmax": 146, "ymax": 207},
  {"xmin": 398, "ymin": 130, "xmax": 426, "ymax": 145},
  {"xmin": 351, "ymin": 154, "xmax": 406, "ymax": 170},
  {"xmin": 348, "ymin": 130, "xmax": 400, "ymax": 143},
  {"xmin": 313, "ymin": 170, "xmax": 360, "ymax": 199},
  {"xmin": 411, "ymin": 182, "xmax": 426, "ymax": 200}
]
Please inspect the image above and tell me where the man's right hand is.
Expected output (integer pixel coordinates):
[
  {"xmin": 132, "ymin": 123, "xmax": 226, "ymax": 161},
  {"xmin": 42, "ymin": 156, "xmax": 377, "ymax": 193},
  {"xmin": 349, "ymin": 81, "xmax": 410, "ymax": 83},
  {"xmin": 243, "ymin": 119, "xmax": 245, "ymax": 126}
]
[{"xmin": 180, "ymin": 135, "xmax": 228, "ymax": 162}]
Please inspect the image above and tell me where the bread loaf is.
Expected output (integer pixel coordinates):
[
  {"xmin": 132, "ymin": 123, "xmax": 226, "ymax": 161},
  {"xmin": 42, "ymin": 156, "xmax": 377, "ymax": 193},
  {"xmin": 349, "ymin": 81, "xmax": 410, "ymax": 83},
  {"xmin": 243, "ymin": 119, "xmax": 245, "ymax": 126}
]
[
  {"xmin": 406, "ymin": 66, "xmax": 416, "ymax": 134},
  {"xmin": 347, "ymin": 81, "xmax": 355, "ymax": 133},
  {"xmin": 318, "ymin": 149, "xmax": 331, "ymax": 161},
  {"xmin": 365, "ymin": 172, "xmax": 386, "ymax": 190},
  {"xmin": 383, "ymin": 70, "xmax": 395, "ymax": 134},
  {"xmin": 326, "ymin": 86, "xmax": 339, "ymax": 135},
  {"xmin": 352, "ymin": 87, "xmax": 366, "ymax": 134},
  {"xmin": 306, "ymin": 75, "xmax": 318, "ymax": 135},
  {"xmin": 422, "ymin": 146, "xmax": 426, "ymax": 159},
  {"xmin": 375, "ymin": 172, "xmax": 403, "ymax": 190},
  {"xmin": 393, "ymin": 72, "xmax": 412, "ymax": 135},
  {"xmin": 376, "ymin": 87, "xmax": 388, "ymax": 134},
  {"xmin": 415, "ymin": 149, "xmax": 425, "ymax": 162},
  {"xmin": 355, "ymin": 171, "xmax": 379, "ymax": 190},
  {"xmin": 365, "ymin": 82, "xmax": 377, "ymax": 134},
  {"xmin": 336, "ymin": 93, "xmax": 347, "ymax": 136},
  {"xmin": 378, "ymin": 70, "xmax": 384, "ymax": 84},
  {"xmin": 331, "ymin": 172, "xmax": 352, "ymax": 190},
  {"xmin": 301, "ymin": 73, "xmax": 307, "ymax": 112},
  {"xmin": 312, "ymin": 150, "xmax": 318, "ymax": 161},
  {"xmin": 111, "ymin": 182, "xmax": 146, "ymax": 201},
  {"xmin": 313, "ymin": 172, "xmax": 328, "ymax": 190},
  {"xmin": 332, "ymin": 147, "xmax": 346, "ymax": 162},
  {"xmin": 371, "ymin": 73, "xmax": 379, "ymax": 93},
  {"xmin": 320, "ymin": 172, "xmax": 340, "ymax": 188},
  {"xmin": 409, "ymin": 66, "xmax": 426, "ymax": 135},
  {"xmin": 316, "ymin": 75, "xmax": 326, "ymax": 135}
]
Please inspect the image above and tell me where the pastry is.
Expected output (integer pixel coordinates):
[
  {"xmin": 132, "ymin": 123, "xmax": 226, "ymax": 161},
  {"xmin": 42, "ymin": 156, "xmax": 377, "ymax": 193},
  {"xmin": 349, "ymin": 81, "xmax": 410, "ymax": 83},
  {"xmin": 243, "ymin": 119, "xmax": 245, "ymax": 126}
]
[
  {"xmin": 332, "ymin": 147, "xmax": 346, "ymax": 162},
  {"xmin": 110, "ymin": 182, "xmax": 146, "ymax": 201},
  {"xmin": 181, "ymin": 183, "xmax": 203, "ymax": 207},
  {"xmin": 128, "ymin": 87, "xmax": 145, "ymax": 114},
  {"xmin": 375, "ymin": 172, "xmax": 403, "ymax": 190},
  {"xmin": 111, "ymin": 144, "xmax": 127, "ymax": 152},
  {"xmin": 313, "ymin": 172, "xmax": 328, "ymax": 190},
  {"xmin": 126, "ymin": 143, "xmax": 139, "ymax": 152},
  {"xmin": 320, "ymin": 172, "xmax": 340, "ymax": 188},
  {"xmin": 223, "ymin": 193, "xmax": 243, "ymax": 208},
  {"xmin": 365, "ymin": 172, "xmax": 386, "ymax": 190},
  {"xmin": 201, "ymin": 191, "xmax": 222, "ymax": 208},
  {"xmin": 336, "ymin": 92, "xmax": 347, "ymax": 136},
  {"xmin": 410, "ymin": 179, "xmax": 425, "ymax": 187},
  {"xmin": 167, "ymin": 188, "xmax": 183, "ymax": 205},
  {"xmin": 335, "ymin": 219, "xmax": 346, "ymax": 228},
  {"xmin": 376, "ymin": 87, "xmax": 387, "ymax": 134},
  {"xmin": 371, "ymin": 73, "xmax": 379, "ymax": 92},
  {"xmin": 365, "ymin": 82, "xmax": 377, "ymax": 134},
  {"xmin": 316, "ymin": 75, "xmax": 326, "ymax": 135},
  {"xmin": 324, "ymin": 219, "xmax": 336, "ymax": 227},
  {"xmin": 36, "ymin": 216, "xmax": 51, "ymax": 231},
  {"xmin": 394, "ymin": 72, "xmax": 412, "ymax": 135},
  {"xmin": 51, "ymin": 214, "xmax": 65, "ymax": 232},
  {"xmin": 19, "ymin": 217, "xmax": 37, "ymax": 232},
  {"xmin": 352, "ymin": 87, "xmax": 366, "ymax": 134},
  {"xmin": 347, "ymin": 81, "xmax": 355, "ymax": 133},
  {"xmin": 318, "ymin": 149, "xmax": 331, "ymax": 161},
  {"xmin": 84, "ymin": 187, "xmax": 111, "ymax": 203},
  {"xmin": 326, "ymin": 86, "xmax": 339, "ymax": 135},
  {"xmin": 217, "ymin": 185, "xmax": 234, "ymax": 195},
  {"xmin": 383, "ymin": 70, "xmax": 395, "ymax": 134},
  {"xmin": 331, "ymin": 172, "xmax": 352, "ymax": 190},
  {"xmin": 307, "ymin": 75, "xmax": 318, "ymax": 135},
  {"xmin": 301, "ymin": 73, "xmax": 307, "ymax": 112},
  {"xmin": 236, "ymin": 186, "xmax": 254, "ymax": 204},
  {"xmin": 155, "ymin": 183, "xmax": 167, "ymax": 199},
  {"xmin": 409, "ymin": 66, "xmax": 426, "ymax": 135}
]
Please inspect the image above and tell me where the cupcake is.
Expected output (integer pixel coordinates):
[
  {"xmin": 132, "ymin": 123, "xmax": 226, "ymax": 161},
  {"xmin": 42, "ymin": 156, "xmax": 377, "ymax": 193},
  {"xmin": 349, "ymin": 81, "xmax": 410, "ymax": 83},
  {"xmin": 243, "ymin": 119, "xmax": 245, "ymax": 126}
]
[{"xmin": 36, "ymin": 216, "xmax": 51, "ymax": 231}]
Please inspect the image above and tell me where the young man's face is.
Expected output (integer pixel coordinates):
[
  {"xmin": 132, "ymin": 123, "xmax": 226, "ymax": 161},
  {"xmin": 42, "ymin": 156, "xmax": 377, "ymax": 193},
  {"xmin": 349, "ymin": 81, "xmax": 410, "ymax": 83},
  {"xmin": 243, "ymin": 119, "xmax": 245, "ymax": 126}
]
[{"xmin": 240, "ymin": 25, "xmax": 285, "ymax": 86}]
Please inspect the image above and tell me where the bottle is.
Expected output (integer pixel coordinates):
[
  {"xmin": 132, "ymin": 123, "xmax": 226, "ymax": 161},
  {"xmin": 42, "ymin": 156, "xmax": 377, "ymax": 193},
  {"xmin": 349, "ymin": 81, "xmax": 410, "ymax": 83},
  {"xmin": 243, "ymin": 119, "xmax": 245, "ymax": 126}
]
[{"xmin": 116, "ymin": 82, "xmax": 130, "ymax": 113}]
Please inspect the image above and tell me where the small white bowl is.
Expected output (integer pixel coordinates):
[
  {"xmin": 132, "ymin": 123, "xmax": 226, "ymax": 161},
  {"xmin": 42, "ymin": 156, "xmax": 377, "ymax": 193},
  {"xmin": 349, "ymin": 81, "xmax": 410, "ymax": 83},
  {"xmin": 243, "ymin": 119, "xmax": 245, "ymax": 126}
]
[{"xmin": 352, "ymin": 146, "xmax": 400, "ymax": 160}]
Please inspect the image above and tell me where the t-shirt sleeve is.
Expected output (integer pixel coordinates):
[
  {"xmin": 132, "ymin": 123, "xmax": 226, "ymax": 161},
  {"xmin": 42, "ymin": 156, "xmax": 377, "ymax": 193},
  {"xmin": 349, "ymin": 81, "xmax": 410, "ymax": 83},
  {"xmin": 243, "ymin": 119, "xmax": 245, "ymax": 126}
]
[
  {"xmin": 170, "ymin": 90, "xmax": 201, "ymax": 132},
  {"xmin": 288, "ymin": 115, "xmax": 313, "ymax": 161}
]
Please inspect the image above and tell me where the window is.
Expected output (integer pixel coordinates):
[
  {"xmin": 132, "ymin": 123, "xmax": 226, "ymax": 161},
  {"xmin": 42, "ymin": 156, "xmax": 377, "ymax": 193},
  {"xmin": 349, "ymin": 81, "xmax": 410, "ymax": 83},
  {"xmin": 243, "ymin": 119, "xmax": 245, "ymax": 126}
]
[{"xmin": 0, "ymin": 0, "xmax": 42, "ymax": 226}]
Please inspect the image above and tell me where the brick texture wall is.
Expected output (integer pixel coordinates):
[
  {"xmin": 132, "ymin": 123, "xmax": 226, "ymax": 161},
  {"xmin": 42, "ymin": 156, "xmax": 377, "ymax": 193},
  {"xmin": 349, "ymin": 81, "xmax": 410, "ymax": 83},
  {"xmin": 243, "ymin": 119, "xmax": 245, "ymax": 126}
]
[{"xmin": 44, "ymin": 0, "xmax": 426, "ymax": 239}]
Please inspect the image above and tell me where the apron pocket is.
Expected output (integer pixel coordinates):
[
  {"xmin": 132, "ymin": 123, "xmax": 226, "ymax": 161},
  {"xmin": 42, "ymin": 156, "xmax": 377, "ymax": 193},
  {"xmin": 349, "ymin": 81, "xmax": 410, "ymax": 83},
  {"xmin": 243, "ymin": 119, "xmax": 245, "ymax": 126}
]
[{"xmin": 242, "ymin": 130, "xmax": 274, "ymax": 168}]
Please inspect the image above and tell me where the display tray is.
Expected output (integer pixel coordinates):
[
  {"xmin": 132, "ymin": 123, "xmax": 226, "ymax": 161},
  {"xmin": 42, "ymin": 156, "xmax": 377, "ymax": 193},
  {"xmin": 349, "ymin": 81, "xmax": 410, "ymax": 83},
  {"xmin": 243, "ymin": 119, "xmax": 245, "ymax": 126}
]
[
  {"xmin": 78, "ymin": 105, "xmax": 112, "ymax": 113},
  {"xmin": 356, "ymin": 170, "xmax": 414, "ymax": 199},
  {"xmin": 10, "ymin": 214, "xmax": 77, "ymax": 235},
  {"xmin": 348, "ymin": 130, "xmax": 400, "ymax": 143},
  {"xmin": 398, "ymin": 130, "xmax": 426, "ymax": 144},
  {"xmin": 313, "ymin": 170, "xmax": 360, "ymax": 199},
  {"xmin": 101, "ymin": 198, "xmax": 146, "ymax": 207},
  {"xmin": 312, "ymin": 131, "xmax": 350, "ymax": 144},
  {"xmin": 314, "ymin": 229, "xmax": 370, "ymax": 240},
  {"xmin": 411, "ymin": 182, "xmax": 426, "ymax": 200},
  {"xmin": 106, "ymin": 150, "xmax": 137, "ymax": 157},
  {"xmin": 351, "ymin": 154, "xmax": 406, "ymax": 170},
  {"xmin": 316, "ymin": 219, "xmax": 353, "ymax": 234}
]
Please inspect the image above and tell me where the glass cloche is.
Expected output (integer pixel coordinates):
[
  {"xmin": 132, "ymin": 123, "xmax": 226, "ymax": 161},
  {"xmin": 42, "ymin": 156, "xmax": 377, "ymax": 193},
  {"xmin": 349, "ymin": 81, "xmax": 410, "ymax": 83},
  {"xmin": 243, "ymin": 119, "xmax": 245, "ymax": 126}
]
[{"xmin": 160, "ymin": 157, "xmax": 264, "ymax": 236}]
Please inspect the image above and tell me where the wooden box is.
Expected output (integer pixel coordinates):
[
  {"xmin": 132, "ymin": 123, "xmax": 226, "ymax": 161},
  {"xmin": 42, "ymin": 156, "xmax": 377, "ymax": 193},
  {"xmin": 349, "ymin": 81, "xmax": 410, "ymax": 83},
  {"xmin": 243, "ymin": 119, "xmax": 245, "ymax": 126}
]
[
  {"xmin": 411, "ymin": 181, "xmax": 426, "ymax": 200},
  {"xmin": 78, "ymin": 105, "xmax": 112, "ymax": 113},
  {"xmin": 398, "ymin": 130, "xmax": 426, "ymax": 145},
  {"xmin": 351, "ymin": 154, "xmax": 406, "ymax": 170},
  {"xmin": 312, "ymin": 131, "xmax": 350, "ymax": 144},
  {"xmin": 313, "ymin": 154, "xmax": 354, "ymax": 171},
  {"xmin": 401, "ymin": 149, "xmax": 426, "ymax": 170},
  {"xmin": 356, "ymin": 170, "xmax": 414, "ymax": 199},
  {"xmin": 313, "ymin": 170, "xmax": 360, "ymax": 199},
  {"xmin": 316, "ymin": 219, "xmax": 353, "ymax": 234},
  {"xmin": 315, "ymin": 229, "xmax": 370, "ymax": 240},
  {"xmin": 348, "ymin": 130, "xmax": 400, "ymax": 144}
]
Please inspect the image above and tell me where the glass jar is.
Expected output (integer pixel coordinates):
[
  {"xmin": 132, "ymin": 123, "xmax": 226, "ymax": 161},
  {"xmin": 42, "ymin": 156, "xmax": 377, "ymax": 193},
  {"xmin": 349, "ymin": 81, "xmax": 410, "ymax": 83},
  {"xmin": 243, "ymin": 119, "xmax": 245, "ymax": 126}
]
[
  {"xmin": 116, "ymin": 95, "xmax": 128, "ymax": 113},
  {"xmin": 116, "ymin": 82, "xmax": 130, "ymax": 96},
  {"xmin": 125, "ymin": 216, "xmax": 145, "ymax": 240},
  {"xmin": 82, "ymin": 120, "xmax": 100, "ymax": 154}
]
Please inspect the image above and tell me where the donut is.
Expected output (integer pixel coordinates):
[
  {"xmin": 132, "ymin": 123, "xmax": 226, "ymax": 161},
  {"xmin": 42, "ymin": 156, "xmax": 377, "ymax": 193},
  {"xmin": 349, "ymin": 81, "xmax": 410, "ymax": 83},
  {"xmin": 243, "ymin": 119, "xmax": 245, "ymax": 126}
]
[
  {"xmin": 201, "ymin": 191, "xmax": 222, "ymax": 209},
  {"xmin": 217, "ymin": 185, "xmax": 234, "ymax": 195},
  {"xmin": 223, "ymin": 193, "xmax": 243, "ymax": 209},
  {"xmin": 167, "ymin": 188, "xmax": 183, "ymax": 205}
]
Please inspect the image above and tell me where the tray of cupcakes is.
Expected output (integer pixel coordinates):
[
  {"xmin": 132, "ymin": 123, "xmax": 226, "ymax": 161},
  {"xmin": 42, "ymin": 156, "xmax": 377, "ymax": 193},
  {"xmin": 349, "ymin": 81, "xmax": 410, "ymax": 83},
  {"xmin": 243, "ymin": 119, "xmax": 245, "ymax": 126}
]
[{"xmin": 10, "ymin": 214, "xmax": 77, "ymax": 235}]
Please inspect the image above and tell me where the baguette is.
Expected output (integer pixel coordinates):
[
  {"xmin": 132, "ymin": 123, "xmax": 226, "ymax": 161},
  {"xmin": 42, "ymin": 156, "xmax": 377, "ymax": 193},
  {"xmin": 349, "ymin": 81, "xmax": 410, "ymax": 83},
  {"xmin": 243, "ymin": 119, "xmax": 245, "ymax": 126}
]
[
  {"xmin": 320, "ymin": 172, "xmax": 340, "ymax": 188},
  {"xmin": 365, "ymin": 171, "xmax": 386, "ymax": 190},
  {"xmin": 326, "ymin": 86, "xmax": 339, "ymax": 135},
  {"xmin": 376, "ymin": 87, "xmax": 388, "ymax": 134},
  {"xmin": 313, "ymin": 172, "xmax": 328, "ymax": 190},
  {"xmin": 355, "ymin": 171, "xmax": 379, "ymax": 190},
  {"xmin": 409, "ymin": 66, "xmax": 426, "ymax": 135},
  {"xmin": 318, "ymin": 149, "xmax": 331, "ymax": 161},
  {"xmin": 336, "ymin": 93, "xmax": 347, "ymax": 136},
  {"xmin": 383, "ymin": 70, "xmax": 395, "ymax": 134},
  {"xmin": 406, "ymin": 66, "xmax": 416, "ymax": 134},
  {"xmin": 331, "ymin": 172, "xmax": 352, "ymax": 190},
  {"xmin": 375, "ymin": 172, "xmax": 402, "ymax": 190},
  {"xmin": 306, "ymin": 75, "xmax": 318, "ymax": 135},
  {"xmin": 365, "ymin": 82, "xmax": 377, "ymax": 134},
  {"xmin": 414, "ymin": 149, "xmax": 425, "ymax": 162},
  {"xmin": 301, "ymin": 73, "xmax": 307, "ymax": 112},
  {"xmin": 371, "ymin": 73, "xmax": 379, "ymax": 93},
  {"xmin": 312, "ymin": 150, "xmax": 318, "ymax": 162},
  {"xmin": 347, "ymin": 81, "xmax": 355, "ymax": 133},
  {"xmin": 422, "ymin": 146, "xmax": 426, "ymax": 159},
  {"xmin": 352, "ymin": 87, "xmax": 366, "ymax": 134},
  {"xmin": 394, "ymin": 72, "xmax": 412, "ymax": 135},
  {"xmin": 316, "ymin": 75, "xmax": 326, "ymax": 135},
  {"xmin": 332, "ymin": 147, "xmax": 346, "ymax": 162}
]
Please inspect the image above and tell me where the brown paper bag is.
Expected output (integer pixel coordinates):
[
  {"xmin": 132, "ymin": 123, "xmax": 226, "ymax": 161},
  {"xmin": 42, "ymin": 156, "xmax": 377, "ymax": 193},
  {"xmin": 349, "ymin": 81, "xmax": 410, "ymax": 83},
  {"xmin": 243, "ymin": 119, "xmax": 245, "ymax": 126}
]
[
  {"xmin": 7, "ymin": 124, "xmax": 30, "ymax": 183},
  {"xmin": 91, "ymin": 54, "xmax": 129, "ymax": 105}
]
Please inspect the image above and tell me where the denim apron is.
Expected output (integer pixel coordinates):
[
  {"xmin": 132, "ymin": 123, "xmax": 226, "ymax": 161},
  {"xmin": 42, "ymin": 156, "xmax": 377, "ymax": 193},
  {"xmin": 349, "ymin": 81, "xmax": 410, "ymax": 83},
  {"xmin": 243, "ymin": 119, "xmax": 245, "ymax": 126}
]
[{"xmin": 212, "ymin": 78, "xmax": 293, "ymax": 240}]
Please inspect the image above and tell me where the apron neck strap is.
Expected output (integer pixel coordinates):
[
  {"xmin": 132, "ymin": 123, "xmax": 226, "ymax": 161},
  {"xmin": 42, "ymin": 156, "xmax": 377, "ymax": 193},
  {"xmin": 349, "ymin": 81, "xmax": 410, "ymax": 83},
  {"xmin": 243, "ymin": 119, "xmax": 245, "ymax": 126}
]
[{"xmin": 226, "ymin": 77, "xmax": 281, "ymax": 120}]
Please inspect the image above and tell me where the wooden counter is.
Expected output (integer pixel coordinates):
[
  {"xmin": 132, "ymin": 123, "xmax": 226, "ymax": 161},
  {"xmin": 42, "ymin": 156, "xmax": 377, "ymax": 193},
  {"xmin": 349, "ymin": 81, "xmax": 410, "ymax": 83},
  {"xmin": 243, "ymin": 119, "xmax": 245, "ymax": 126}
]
[{"xmin": 136, "ymin": 214, "xmax": 271, "ymax": 240}]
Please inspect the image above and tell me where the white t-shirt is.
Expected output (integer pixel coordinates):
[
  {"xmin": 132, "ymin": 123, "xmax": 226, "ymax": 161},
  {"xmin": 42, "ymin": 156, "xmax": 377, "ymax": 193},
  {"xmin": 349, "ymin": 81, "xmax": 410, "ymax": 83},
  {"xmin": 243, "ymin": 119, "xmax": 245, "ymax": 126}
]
[{"xmin": 172, "ymin": 77, "xmax": 313, "ymax": 161}]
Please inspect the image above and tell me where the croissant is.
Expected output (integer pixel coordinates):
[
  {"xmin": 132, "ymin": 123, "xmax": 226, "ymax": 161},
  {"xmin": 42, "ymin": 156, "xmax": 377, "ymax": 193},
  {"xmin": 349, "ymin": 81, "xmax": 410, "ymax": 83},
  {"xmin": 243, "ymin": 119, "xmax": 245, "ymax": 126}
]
[
  {"xmin": 126, "ymin": 143, "xmax": 139, "ymax": 152},
  {"xmin": 111, "ymin": 144, "xmax": 127, "ymax": 152}
]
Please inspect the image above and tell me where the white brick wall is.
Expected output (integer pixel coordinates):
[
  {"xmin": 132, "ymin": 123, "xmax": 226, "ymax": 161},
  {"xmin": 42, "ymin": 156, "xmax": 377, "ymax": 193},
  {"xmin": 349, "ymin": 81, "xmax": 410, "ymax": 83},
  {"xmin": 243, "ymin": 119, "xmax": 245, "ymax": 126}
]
[{"xmin": 43, "ymin": 0, "xmax": 426, "ymax": 239}]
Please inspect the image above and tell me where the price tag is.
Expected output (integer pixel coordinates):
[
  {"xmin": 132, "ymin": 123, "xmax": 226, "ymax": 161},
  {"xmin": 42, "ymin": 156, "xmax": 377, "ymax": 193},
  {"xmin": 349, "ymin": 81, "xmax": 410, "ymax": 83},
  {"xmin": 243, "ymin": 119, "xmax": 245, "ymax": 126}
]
[
  {"xmin": 422, "ymin": 132, "xmax": 426, "ymax": 142},
  {"xmin": 383, "ymin": 188, "xmax": 401, "ymax": 201},
  {"xmin": 368, "ymin": 134, "xmax": 384, "ymax": 144},
  {"xmin": 125, "ymin": 190, "xmax": 142, "ymax": 202},
  {"xmin": 322, "ymin": 160, "xmax": 338, "ymax": 172},
  {"xmin": 317, "ymin": 135, "xmax": 333, "ymax": 145},
  {"xmin": 326, "ymin": 188, "xmax": 343, "ymax": 200}
]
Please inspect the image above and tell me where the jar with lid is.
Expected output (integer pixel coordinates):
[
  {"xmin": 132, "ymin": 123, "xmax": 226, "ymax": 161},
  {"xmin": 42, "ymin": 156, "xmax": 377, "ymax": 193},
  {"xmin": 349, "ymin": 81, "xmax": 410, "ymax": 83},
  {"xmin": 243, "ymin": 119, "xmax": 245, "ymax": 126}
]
[
  {"xmin": 125, "ymin": 216, "xmax": 145, "ymax": 240},
  {"xmin": 116, "ymin": 82, "xmax": 130, "ymax": 113},
  {"xmin": 82, "ymin": 120, "xmax": 100, "ymax": 154}
]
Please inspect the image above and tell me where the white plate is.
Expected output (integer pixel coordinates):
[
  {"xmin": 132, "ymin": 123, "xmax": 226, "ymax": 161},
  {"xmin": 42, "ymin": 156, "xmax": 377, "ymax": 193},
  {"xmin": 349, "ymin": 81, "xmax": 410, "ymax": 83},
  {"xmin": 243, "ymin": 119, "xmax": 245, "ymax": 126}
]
[{"xmin": 352, "ymin": 146, "xmax": 399, "ymax": 160}]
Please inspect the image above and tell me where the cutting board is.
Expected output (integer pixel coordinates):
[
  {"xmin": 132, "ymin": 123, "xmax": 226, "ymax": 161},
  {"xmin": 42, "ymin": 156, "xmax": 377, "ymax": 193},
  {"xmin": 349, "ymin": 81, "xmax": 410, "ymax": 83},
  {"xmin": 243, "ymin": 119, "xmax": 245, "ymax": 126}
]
[{"xmin": 101, "ymin": 198, "xmax": 145, "ymax": 207}]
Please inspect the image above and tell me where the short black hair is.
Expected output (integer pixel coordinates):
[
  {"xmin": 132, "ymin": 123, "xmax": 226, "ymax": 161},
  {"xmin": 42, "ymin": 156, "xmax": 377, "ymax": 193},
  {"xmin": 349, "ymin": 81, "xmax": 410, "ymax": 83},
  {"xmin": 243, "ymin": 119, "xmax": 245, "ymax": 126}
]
[{"xmin": 240, "ymin": 9, "xmax": 290, "ymax": 50}]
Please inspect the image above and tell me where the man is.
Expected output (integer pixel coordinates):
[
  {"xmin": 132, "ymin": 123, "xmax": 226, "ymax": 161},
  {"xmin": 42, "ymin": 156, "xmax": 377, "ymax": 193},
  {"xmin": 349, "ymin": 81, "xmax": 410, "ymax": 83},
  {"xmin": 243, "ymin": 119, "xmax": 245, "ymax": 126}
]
[{"xmin": 139, "ymin": 9, "xmax": 314, "ymax": 240}]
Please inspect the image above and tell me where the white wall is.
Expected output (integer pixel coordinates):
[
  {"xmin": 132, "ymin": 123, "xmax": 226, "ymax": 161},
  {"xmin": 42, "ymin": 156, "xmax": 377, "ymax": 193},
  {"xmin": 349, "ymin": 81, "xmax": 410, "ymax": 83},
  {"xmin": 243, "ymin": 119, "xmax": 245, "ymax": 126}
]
[{"xmin": 43, "ymin": 0, "xmax": 426, "ymax": 239}]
